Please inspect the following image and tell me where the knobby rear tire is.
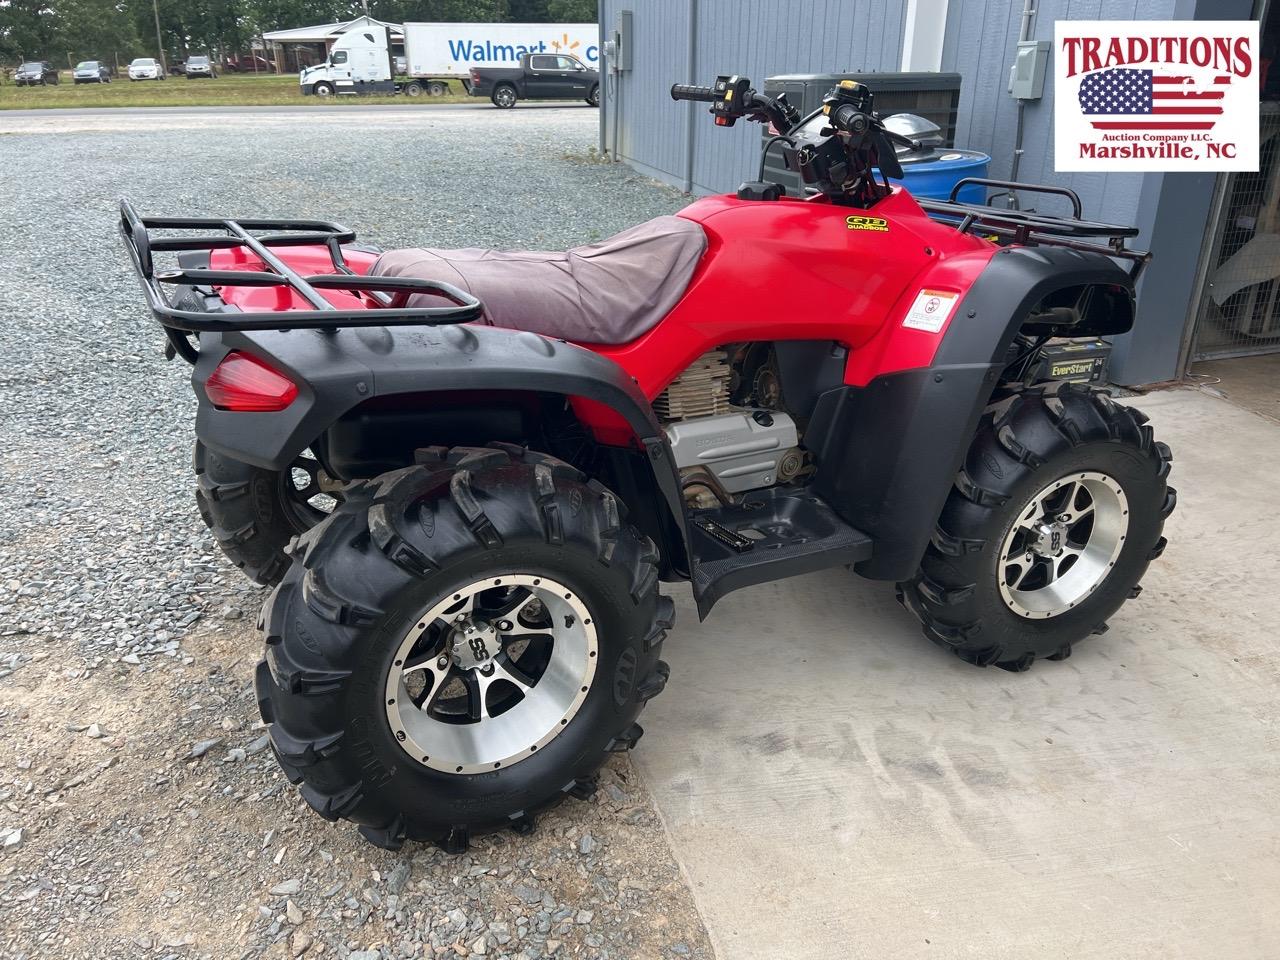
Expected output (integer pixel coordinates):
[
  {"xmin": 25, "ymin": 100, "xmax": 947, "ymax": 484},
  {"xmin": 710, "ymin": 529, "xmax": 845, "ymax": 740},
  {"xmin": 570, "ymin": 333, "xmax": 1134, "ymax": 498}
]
[
  {"xmin": 193, "ymin": 442, "xmax": 323, "ymax": 587},
  {"xmin": 898, "ymin": 382, "xmax": 1175, "ymax": 671},
  {"xmin": 254, "ymin": 445, "xmax": 673, "ymax": 852}
]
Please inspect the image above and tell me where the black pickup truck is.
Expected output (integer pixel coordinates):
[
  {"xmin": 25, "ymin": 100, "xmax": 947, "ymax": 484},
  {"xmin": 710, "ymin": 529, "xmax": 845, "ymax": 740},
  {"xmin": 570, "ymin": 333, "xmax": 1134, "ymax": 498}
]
[{"xmin": 468, "ymin": 53, "xmax": 600, "ymax": 108}]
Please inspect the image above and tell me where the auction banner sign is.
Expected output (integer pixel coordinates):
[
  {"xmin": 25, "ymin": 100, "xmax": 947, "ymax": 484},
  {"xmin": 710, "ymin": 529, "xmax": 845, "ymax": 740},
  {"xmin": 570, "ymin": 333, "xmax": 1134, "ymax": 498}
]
[{"xmin": 1055, "ymin": 21, "xmax": 1260, "ymax": 172}]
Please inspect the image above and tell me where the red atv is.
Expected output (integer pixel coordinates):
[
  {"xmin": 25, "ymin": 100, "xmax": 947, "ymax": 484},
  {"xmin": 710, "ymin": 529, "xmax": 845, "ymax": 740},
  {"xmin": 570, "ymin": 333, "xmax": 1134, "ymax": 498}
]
[{"xmin": 120, "ymin": 76, "xmax": 1174, "ymax": 852}]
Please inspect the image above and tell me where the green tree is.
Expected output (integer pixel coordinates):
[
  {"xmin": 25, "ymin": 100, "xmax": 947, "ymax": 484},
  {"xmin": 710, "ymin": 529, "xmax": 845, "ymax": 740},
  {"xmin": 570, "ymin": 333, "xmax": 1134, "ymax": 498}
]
[
  {"xmin": 546, "ymin": 0, "xmax": 595, "ymax": 21},
  {"xmin": 371, "ymin": 0, "xmax": 488, "ymax": 23},
  {"xmin": 1, "ymin": 0, "xmax": 61, "ymax": 62},
  {"xmin": 55, "ymin": 0, "xmax": 143, "ymax": 63}
]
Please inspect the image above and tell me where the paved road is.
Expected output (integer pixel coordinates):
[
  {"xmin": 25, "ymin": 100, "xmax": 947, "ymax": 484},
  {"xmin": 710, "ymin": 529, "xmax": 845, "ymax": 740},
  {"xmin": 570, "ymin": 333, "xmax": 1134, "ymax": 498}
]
[{"xmin": 0, "ymin": 101, "xmax": 594, "ymax": 119}]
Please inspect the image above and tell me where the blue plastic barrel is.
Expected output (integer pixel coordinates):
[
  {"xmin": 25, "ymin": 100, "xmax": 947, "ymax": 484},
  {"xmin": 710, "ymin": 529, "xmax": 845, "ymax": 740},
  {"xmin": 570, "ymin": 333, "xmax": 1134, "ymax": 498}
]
[{"xmin": 877, "ymin": 149, "xmax": 991, "ymax": 204}]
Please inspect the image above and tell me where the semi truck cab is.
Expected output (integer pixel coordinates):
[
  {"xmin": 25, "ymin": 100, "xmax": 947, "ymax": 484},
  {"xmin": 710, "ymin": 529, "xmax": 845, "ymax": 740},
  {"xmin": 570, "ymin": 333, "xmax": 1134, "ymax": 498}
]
[{"xmin": 300, "ymin": 25, "xmax": 394, "ymax": 96}]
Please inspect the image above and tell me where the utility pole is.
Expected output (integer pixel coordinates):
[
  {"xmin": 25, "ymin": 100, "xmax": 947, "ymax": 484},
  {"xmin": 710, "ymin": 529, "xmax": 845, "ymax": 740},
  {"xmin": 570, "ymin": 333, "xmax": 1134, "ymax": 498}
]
[{"xmin": 152, "ymin": 0, "xmax": 167, "ymax": 72}]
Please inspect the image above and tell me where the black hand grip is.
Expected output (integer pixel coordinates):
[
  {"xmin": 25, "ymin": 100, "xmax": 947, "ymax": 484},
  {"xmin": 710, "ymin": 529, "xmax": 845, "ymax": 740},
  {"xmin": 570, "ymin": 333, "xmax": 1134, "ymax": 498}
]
[
  {"xmin": 671, "ymin": 83, "xmax": 717, "ymax": 103},
  {"xmin": 828, "ymin": 103, "xmax": 870, "ymax": 136}
]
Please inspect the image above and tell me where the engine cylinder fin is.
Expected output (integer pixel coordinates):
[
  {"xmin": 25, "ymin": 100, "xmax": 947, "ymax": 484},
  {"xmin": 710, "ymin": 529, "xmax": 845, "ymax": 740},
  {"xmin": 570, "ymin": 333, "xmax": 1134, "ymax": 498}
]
[{"xmin": 654, "ymin": 350, "xmax": 732, "ymax": 422}]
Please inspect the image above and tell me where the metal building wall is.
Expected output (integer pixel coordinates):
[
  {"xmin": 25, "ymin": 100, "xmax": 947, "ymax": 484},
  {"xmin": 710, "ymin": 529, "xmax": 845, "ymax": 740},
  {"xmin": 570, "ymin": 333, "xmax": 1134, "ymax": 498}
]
[
  {"xmin": 941, "ymin": 0, "xmax": 1179, "ymax": 230},
  {"xmin": 599, "ymin": 0, "xmax": 694, "ymax": 188},
  {"xmin": 600, "ymin": 0, "xmax": 910, "ymax": 194}
]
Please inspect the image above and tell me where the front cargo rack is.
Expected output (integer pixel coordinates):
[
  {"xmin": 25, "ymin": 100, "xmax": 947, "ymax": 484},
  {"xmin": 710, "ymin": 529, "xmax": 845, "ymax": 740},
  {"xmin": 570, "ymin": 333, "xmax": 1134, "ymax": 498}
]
[
  {"xmin": 119, "ymin": 198, "xmax": 483, "ymax": 363},
  {"xmin": 916, "ymin": 178, "xmax": 1151, "ymax": 281}
]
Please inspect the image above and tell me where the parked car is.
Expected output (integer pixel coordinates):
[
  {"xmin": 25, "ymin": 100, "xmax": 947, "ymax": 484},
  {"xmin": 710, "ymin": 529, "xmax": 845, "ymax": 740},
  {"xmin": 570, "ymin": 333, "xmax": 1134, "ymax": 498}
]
[
  {"xmin": 169, "ymin": 58, "xmax": 187, "ymax": 76},
  {"xmin": 468, "ymin": 53, "xmax": 599, "ymax": 108},
  {"xmin": 128, "ymin": 58, "xmax": 165, "ymax": 81},
  {"xmin": 73, "ymin": 61, "xmax": 112, "ymax": 84},
  {"xmin": 185, "ymin": 55, "xmax": 217, "ymax": 79},
  {"xmin": 15, "ymin": 62, "xmax": 59, "ymax": 86}
]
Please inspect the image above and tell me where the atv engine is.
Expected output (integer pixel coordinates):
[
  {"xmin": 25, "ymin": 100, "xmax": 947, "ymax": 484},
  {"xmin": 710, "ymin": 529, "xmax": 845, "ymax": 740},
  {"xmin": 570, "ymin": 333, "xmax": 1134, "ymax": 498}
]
[{"xmin": 657, "ymin": 347, "xmax": 806, "ymax": 509}]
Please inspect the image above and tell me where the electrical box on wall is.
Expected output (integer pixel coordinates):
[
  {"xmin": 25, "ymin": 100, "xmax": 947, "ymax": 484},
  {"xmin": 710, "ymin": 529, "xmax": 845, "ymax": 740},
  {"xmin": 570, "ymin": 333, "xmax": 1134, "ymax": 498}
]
[
  {"xmin": 614, "ymin": 10, "xmax": 633, "ymax": 72},
  {"xmin": 1009, "ymin": 39, "xmax": 1050, "ymax": 100}
]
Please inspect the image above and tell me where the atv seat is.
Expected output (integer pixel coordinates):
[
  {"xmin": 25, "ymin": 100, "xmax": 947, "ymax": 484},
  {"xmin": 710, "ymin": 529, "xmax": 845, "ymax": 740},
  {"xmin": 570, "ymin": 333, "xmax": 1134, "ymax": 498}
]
[{"xmin": 370, "ymin": 215, "xmax": 707, "ymax": 345}]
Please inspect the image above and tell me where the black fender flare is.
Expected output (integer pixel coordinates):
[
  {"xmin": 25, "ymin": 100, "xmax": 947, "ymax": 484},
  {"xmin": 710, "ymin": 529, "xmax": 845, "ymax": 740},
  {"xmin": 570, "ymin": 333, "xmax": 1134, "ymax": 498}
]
[
  {"xmin": 192, "ymin": 324, "xmax": 689, "ymax": 559},
  {"xmin": 810, "ymin": 246, "xmax": 1137, "ymax": 582},
  {"xmin": 935, "ymin": 245, "xmax": 1137, "ymax": 367}
]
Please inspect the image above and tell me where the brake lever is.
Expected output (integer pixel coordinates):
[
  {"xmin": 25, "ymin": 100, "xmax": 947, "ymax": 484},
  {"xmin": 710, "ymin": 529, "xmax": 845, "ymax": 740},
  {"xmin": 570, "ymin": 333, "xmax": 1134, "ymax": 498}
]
[{"xmin": 880, "ymin": 128, "xmax": 923, "ymax": 152}]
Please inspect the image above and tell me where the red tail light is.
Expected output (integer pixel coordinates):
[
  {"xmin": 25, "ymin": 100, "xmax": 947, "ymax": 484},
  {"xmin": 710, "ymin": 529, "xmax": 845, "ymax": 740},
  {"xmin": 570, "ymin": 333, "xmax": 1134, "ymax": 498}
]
[
  {"xmin": 205, "ymin": 351, "xmax": 298, "ymax": 412},
  {"xmin": 470, "ymin": 68, "xmax": 480, "ymax": 82}
]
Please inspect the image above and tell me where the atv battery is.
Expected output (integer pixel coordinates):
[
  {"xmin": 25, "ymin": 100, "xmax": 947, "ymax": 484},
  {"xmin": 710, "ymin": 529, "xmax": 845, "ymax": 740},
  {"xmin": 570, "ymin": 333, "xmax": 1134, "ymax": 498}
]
[{"xmin": 1028, "ymin": 338, "xmax": 1112, "ymax": 385}]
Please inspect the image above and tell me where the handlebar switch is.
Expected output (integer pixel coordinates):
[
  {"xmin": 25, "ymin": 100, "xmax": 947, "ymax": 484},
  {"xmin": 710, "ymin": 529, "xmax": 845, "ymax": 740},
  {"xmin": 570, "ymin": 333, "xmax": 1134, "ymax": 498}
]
[
  {"xmin": 823, "ymin": 79, "xmax": 874, "ymax": 114},
  {"xmin": 709, "ymin": 75, "xmax": 753, "ymax": 126}
]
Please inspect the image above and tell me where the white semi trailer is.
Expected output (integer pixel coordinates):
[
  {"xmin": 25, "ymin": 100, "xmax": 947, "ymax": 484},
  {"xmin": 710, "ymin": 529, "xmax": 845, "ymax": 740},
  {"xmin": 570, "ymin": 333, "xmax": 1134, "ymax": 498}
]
[{"xmin": 299, "ymin": 21, "xmax": 598, "ymax": 98}]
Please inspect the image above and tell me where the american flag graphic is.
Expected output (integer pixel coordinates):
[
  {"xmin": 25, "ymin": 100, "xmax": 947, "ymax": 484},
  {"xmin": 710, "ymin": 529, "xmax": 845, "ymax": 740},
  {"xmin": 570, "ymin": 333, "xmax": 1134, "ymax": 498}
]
[{"xmin": 1078, "ymin": 68, "xmax": 1230, "ymax": 131}]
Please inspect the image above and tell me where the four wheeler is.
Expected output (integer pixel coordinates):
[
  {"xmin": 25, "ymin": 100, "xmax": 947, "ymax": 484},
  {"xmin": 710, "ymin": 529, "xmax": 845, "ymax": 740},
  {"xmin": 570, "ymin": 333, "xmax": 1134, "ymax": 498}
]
[{"xmin": 119, "ymin": 74, "xmax": 1175, "ymax": 853}]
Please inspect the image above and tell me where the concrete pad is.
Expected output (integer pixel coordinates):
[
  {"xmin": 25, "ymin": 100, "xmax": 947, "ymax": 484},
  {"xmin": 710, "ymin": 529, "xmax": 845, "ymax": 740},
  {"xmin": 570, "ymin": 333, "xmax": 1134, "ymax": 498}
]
[
  {"xmin": 637, "ymin": 387, "xmax": 1280, "ymax": 960},
  {"xmin": 1190, "ymin": 354, "xmax": 1280, "ymax": 424}
]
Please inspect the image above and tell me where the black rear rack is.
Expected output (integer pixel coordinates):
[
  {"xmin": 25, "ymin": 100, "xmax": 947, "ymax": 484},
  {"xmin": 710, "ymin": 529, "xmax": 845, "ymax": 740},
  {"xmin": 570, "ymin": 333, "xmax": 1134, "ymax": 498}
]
[
  {"xmin": 119, "ymin": 198, "xmax": 484, "ymax": 363},
  {"xmin": 916, "ymin": 178, "xmax": 1151, "ymax": 281}
]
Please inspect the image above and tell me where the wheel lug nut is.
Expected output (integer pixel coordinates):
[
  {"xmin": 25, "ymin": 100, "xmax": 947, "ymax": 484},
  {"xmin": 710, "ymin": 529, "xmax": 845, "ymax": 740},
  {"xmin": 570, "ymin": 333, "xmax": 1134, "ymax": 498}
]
[
  {"xmin": 437, "ymin": 656, "xmax": 449, "ymax": 669},
  {"xmin": 480, "ymin": 663, "xmax": 495, "ymax": 676},
  {"xmin": 497, "ymin": 620, "xmax": 512, "ymax": 632}
]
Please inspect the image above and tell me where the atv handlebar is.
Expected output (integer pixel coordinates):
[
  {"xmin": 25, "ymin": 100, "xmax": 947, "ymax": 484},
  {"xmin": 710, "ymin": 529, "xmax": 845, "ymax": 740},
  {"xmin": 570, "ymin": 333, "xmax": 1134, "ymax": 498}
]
[
  {"xmin": 670, "ymin": 83, "xmax": 718, "ymax": 103},
  {"xmin": 670, "ymin": 75, "xmax": 800, "ymax": 133},
  {"xmin": 675, "ymin": 74, "xmax": 904, "ymax": 203}
]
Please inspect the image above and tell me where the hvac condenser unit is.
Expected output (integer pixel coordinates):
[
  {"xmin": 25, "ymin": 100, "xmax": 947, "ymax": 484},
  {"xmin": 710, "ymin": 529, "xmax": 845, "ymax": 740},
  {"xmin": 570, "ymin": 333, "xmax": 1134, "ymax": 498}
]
[{"xmin": 761, "ymin": 72, "xmax": 962, "ymax": 195}]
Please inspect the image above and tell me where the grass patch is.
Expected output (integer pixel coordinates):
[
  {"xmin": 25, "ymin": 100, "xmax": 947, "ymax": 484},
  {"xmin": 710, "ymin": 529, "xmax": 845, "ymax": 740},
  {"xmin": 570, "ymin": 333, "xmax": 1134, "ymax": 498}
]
[{"xmin": 0, "ymin": 72, "xmax": 478, "ymax": 110}]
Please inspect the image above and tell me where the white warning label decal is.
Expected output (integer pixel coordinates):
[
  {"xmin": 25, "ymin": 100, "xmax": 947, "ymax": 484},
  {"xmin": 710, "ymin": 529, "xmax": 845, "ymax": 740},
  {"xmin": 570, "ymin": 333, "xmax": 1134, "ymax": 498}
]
[{"xmin": 903, "ymin": 289, "xmax": 959, "ymax": 333}]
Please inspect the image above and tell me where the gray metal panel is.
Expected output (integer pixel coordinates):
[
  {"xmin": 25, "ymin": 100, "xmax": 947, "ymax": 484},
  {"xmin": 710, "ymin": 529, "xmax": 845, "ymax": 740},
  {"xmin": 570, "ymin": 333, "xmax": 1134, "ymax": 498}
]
[
  {"xmin": 601, "ymin": 0, "xmax": 695, "ymax": 187},
  {"xmin": 1108, "ymin": 170, "xmax": 1221, "ymax": 383},
  {"xmin": 940, "ymin": 0, "xmax": 1178, "ymax": 226}
]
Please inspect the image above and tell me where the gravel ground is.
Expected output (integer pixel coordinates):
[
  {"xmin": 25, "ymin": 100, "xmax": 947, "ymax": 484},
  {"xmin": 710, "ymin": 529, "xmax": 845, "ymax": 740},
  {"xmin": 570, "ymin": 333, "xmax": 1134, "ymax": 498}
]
[{"xmin": 0, "ymin": 106, "xmax": 705, "ymax": 960}]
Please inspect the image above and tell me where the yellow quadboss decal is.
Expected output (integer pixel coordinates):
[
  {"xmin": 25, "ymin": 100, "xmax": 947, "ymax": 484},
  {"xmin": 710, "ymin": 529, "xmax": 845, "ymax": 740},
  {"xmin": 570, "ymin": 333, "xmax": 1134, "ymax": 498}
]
[{"xmin": 846, "ymin": 215, "xmax": 889, "ymax": 233}]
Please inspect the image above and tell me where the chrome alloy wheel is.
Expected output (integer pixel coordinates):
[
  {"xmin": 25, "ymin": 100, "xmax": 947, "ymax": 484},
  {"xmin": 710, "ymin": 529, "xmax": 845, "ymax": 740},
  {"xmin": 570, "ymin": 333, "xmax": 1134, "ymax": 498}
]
[
  {"xmin": 494, "ymin": 86, "xmax": 516, "ymax": 107},
  {"xmin": 385, "ymin": 575, "xmax": 598, "ymax": 774},
  {"xmin": 998, "ymin": 471, "xmax": 1130, "ymax": 619}
]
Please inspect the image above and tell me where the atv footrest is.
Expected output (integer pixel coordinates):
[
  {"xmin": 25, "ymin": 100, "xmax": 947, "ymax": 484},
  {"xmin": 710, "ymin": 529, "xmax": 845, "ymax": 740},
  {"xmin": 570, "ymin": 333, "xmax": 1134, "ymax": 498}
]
[{"xmin": 690, "ymin": 486, "xmax": 872, "ymax": 614}]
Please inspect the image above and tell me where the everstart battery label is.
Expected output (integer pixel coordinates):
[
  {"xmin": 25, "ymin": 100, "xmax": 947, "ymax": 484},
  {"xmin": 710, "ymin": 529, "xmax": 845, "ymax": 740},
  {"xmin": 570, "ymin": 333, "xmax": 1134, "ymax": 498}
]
[{"xmin": 903, "ymin": 290, "xmax": 959, "ymax": 333}]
